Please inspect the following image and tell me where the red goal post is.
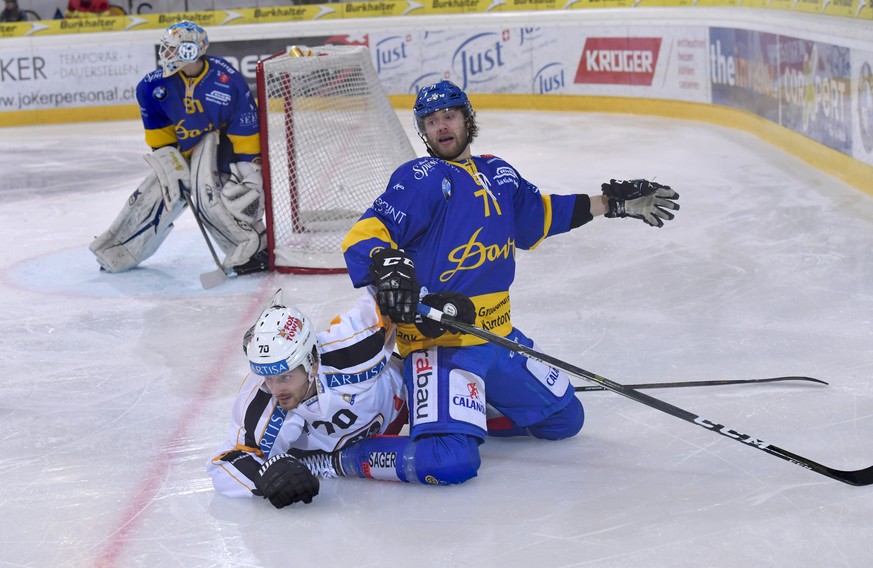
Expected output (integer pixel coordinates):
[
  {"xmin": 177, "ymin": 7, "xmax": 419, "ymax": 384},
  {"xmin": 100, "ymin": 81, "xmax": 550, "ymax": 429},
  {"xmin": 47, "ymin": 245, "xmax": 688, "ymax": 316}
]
[{"xmin": 255, "ymin": 45, "xmax": 416, "ymax": 274}]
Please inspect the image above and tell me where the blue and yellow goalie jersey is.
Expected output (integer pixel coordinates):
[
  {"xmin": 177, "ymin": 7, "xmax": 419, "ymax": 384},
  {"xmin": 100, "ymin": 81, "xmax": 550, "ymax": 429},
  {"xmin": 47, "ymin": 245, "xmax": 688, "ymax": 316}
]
[
  {"xmin": 135, "ymin": 55, "xmax": 260, "ymax": 163},
  {"xmin": 342, "ymin": 155, "xmax": 582, "ymax": 356}
]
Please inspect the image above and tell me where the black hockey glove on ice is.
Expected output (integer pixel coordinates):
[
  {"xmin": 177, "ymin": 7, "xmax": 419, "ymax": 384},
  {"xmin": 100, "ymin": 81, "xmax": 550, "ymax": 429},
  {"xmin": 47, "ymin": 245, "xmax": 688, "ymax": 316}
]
[
  {"xmin": 602, "ymin": 179, "xmax": 680, "ymax": 228},
  {"xmin": 416, "ymin": 291, "xmax": 476, "ymax": 339},
  {"xmin": 369, "ymin": 248, "xmax": 420, "ymax": 324},
  {"xmin": 254, "ymin": 454, "xmax": 319, "ymax": 509}
]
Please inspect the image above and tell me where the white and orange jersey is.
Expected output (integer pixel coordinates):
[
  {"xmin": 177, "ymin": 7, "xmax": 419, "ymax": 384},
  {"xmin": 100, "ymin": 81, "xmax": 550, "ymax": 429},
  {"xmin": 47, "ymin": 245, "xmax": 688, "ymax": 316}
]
[{"xmin": 208, "ymin": 291, "xmax": 407, "ymax": 498}]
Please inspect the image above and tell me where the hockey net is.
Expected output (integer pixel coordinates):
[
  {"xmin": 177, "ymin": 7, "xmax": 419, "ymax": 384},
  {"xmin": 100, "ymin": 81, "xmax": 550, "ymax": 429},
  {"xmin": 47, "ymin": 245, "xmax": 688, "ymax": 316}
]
[{"xmin": 256, "ymin": 45, "xmax": 416, "ymax": 273}]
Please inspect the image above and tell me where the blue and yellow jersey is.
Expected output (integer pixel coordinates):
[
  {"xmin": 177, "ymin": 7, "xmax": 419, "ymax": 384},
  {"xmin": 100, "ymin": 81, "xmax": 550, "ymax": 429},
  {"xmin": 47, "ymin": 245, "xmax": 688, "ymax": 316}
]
[
  {"xmin": 342, "ymin": 154, "xmax": 581, "ymax": 356},
  {"xmin": 135, "ymin": 56, "xmax": 260, "ymax": 162}
]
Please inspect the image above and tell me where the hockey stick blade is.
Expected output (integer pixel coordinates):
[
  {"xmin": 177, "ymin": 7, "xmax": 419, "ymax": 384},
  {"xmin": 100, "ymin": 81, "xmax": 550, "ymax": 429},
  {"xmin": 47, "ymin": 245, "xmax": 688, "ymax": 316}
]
[
  {"xmin": 200, "ymin": 260, "xmax": 267, "ymax": 288},
  {"xmin": 182, "ymin": 190, "xmax": 233, "ymax": 290},
  {"xmin": 200, "ymin": 268, "xmax": 229, "ymax": 289},
  {"xmin": 574, "ymin": 376, "xmax": 828, "ymax": 392},
  {"xmin": 418, "ymin": 305, "xmax": 873, "ymax": 486}
]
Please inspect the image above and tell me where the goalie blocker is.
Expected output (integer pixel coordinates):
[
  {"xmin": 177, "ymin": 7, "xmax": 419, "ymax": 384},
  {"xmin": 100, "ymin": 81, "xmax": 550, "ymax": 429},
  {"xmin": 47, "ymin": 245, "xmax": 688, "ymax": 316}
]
[{"xmin": 90, "ymin": 132, "xmax": 267, "ymax": 274}]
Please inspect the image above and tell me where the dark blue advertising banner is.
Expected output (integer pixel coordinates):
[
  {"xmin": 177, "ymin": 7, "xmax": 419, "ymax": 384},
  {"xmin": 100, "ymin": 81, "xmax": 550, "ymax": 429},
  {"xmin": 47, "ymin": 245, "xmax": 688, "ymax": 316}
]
[
  {"xmin": 778, "ymin": 36, "xmax": 851, "ymax": 155},
  {"xmin": 709, "ymin": 28, "xmax": 852, "ymax": 155},
  {"xmin": 709, "ymin": 27, "xmax": 780, "ymax": 123}
]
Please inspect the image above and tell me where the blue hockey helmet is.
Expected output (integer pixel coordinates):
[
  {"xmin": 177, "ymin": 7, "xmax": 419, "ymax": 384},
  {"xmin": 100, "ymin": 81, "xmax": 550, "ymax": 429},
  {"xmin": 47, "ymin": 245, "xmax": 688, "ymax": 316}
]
[
  {"xmin": 158, "ymin": 20, "xmax": 209, "ymax": 78},
  {"xmin": 413, "ymin": 80, "xmax": 473, "ymax": 122},
  {"xmin": 413, "ymin": 80, "xmax": 478, "ymax": 150}
]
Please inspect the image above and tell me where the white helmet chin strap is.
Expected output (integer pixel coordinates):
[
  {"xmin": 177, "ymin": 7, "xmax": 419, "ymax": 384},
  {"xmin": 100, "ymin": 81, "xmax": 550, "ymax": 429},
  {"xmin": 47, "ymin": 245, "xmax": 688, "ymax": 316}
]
[{"xmin": 302, "ymin": 361, "xmax": 320, "ymax": 400}]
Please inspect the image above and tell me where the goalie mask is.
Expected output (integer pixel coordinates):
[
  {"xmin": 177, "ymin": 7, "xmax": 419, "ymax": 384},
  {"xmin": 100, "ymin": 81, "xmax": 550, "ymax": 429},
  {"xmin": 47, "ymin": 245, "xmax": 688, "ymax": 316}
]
[
  {"xmin": 246, "ymin": 290, "xmax": 317, "ymax": 379},
  {"xmin": 158, "ymin": 20, "xmax": 209, "ymax": 78}
]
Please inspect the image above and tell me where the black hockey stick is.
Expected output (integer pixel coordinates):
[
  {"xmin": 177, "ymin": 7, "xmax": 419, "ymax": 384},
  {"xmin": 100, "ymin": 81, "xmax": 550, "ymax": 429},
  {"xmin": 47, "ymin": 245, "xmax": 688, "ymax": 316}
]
[
  {"xmin": 417, "ymin": 305, "xmax": 873, "ymax": 486},
  {"xmin": 575, "ymin": 376, "xmax": 828, "ymax": 392},
  {"xmin": 182, "ymin": 190, "xmax": 230, "ymax": 289}
]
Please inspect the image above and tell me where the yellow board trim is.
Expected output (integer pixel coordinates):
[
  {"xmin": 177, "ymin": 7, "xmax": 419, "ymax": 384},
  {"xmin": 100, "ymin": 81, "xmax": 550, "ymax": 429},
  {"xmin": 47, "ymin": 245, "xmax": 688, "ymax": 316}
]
[
  {"xmin": 0, "ymin": 3, "xmax": 870, "ymax": 40},
  {"xmin": 4, "ymin": 93, "xmax": 870, "ymax": 199},
  {"xmin": 389, "ymin": 93, "xmax": 873, "ymax": 198},
  {"xmin": 0, "ymin": 104, "xmax": 140, "ymax": 127}
]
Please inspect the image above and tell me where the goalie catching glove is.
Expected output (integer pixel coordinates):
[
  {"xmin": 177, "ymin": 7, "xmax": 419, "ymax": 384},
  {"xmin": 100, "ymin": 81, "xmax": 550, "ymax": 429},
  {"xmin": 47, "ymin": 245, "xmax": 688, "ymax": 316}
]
[
  {"xmin": 602, "ymin": 179, "xmax": 679, "ymax": 228},
  {"xmin": 369, "ymin": 248, "xmax": 420, "ymax": 324},
  {"xmin": 415, "ymin": 291, "xmax": 476, "ymax": 338},
  {"xmin": 254, "ymin": 453, "xmax": 319, "ymax": 509}
]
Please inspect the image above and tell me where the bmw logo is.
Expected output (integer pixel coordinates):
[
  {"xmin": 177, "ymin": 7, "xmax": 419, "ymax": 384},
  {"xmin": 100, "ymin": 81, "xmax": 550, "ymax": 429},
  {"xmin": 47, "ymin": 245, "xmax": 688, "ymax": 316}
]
[{"xmin": 441, "ymin": 177, "xmax": 453, "ymax": 200}]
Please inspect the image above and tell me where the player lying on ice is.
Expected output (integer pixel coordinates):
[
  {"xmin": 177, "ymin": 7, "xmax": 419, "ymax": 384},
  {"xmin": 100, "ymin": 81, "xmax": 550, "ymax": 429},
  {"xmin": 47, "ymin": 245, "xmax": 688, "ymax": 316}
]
[
  {"xmin": 90, "ymin": 20, "xmax": 268, "ymax": 275},
  {"xmin": 210, "ymin": 285, "xmax": 568, "ymax": 507},
  {"xmin": 208, "ymin": 288, "xmax": 411, "ymax": 508}
]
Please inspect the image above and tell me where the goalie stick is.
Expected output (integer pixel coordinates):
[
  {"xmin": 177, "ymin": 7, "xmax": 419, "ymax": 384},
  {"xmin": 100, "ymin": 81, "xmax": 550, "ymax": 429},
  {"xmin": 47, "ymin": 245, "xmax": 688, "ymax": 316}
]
[
  {"xmin": 182, "ymin": 190, "xmax": 229, "ymax": 289},
  {"xmin": 575, "ymin": 376, "xmax": 828, "ymax": 392},
  {"xmin": 417, "ymin": 304, "xmax": 873, "ymax": 486}
]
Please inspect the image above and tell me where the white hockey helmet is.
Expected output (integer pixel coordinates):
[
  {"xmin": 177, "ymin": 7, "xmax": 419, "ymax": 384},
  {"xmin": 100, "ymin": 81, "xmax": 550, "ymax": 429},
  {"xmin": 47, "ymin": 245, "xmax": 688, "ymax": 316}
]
[
  {"xmin": 158, "ymin": 20, "xmax": 209, "ymax": 78},
  {"xmin": 246, "ymin": 290, "xmax": 318, "ymax": 377}
]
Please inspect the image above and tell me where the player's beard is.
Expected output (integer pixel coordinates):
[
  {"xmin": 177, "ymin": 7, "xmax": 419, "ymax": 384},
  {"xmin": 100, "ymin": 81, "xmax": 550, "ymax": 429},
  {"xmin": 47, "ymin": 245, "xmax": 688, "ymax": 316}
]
[{"xmin": 428, "ymin": 128, "xmax": 470, "ymax": 161}]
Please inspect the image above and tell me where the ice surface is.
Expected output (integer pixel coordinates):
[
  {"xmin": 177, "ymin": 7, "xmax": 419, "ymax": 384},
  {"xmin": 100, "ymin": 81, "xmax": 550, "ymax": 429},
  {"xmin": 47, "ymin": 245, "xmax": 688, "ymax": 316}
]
[{"xmin": 1, "ymin": 111, "xmax": 871, "ymax": 567}]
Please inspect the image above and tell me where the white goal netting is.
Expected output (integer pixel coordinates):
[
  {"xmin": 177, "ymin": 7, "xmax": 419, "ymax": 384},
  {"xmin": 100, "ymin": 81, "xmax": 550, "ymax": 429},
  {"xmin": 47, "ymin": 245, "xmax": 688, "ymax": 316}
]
[{"xmin": 256, "ymin": 45, "xmax": 416, "ymax": 273}]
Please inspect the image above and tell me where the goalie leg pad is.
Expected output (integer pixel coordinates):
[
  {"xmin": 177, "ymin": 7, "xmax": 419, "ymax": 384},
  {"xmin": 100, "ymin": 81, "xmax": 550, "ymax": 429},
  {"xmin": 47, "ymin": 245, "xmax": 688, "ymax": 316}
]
[
  {"xmin": 89, "ymin": 171, "xmax": 187, "ymax": 272},
  {"xmin": 190, "ymin": 132, "xmax": 265, "ymax": 269}
]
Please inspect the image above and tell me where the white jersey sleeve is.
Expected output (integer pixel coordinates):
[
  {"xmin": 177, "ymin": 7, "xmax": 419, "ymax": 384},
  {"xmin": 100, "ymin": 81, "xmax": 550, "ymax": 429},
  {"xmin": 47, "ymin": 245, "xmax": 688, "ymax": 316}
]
[
  {"xmin": 206, "ymin": 372, "xmax": 303, "ymax": 498},
  {"xmin": 317, "ymin": 290, "xmax": 396, "ymax": 393}
]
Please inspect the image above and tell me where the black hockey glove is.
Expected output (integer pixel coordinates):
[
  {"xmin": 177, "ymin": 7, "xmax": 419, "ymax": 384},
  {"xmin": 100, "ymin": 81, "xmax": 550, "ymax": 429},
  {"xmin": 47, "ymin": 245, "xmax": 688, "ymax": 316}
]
[
  {"xmin": 369, "ymin": 248, "xmax": 420, "ymax": 324},
  {"xmin": 415, "ymin": 291, "xmax": 476, "ymax": 339},
  {"xmin": 602, "ymin": 179, "xmax": 680, "ymax": 228},
  {"xmin": 254, "ymin": 454, "xmax": 320, "ymax": 509}
]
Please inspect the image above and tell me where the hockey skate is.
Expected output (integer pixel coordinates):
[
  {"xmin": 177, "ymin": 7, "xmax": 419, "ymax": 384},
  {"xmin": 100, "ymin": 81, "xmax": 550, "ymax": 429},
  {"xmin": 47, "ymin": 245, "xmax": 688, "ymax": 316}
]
[
  {"xmin": 232, "ymin": 250, "xmax": 269, "ymax": 276},
  {"xmin": 296, "ymin": 451, "xmax": 346, "ymax": 479}
]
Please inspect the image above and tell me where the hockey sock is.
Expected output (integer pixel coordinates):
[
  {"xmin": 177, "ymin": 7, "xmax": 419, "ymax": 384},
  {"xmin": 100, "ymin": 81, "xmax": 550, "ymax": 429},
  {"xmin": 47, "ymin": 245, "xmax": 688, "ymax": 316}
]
[
  {"xmin": 485, "ymin": 415, "xmax": 531, "ymax": 438},
  {"xmin": 340, "ymin": 433, "xmax": 481, "ymax": 485},
  {"xmin": 339, "ymin": 435, "xmax": 416, "ymax": 482}
]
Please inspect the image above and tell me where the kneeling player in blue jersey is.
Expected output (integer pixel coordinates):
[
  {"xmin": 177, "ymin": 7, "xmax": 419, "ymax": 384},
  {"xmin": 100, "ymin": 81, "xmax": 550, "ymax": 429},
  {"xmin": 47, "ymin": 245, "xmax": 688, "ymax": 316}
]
[
  {"xmin": 302, "ymin": 80, "xmax": 681, "ymax": 486},
  {"xmin": 90, "ymin": 21, "xmax": 267, "ymax": 275}
]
